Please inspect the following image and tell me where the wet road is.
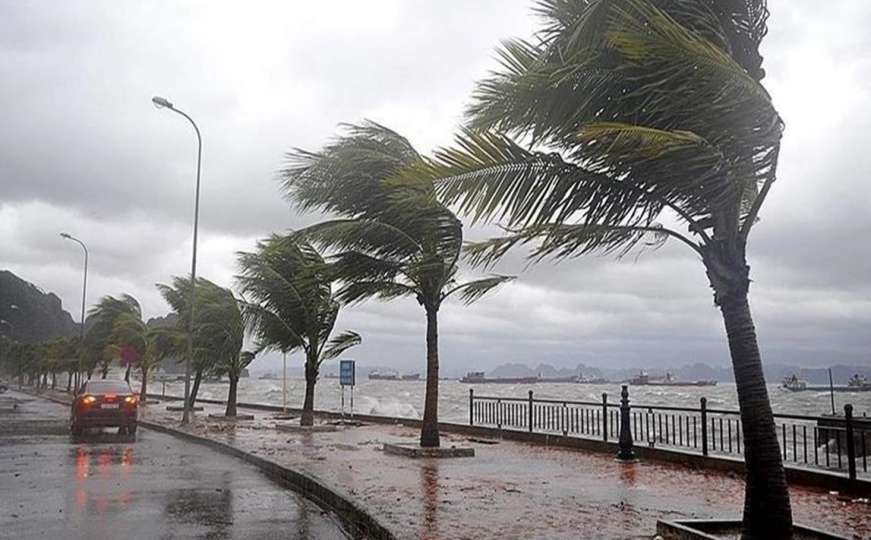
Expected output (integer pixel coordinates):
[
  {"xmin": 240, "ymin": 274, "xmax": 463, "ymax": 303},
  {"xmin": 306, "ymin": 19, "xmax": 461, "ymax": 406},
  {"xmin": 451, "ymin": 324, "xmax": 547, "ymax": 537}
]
[{"xmin": 0, "ymin": 391, "xmax": 351, "ymax": 539}]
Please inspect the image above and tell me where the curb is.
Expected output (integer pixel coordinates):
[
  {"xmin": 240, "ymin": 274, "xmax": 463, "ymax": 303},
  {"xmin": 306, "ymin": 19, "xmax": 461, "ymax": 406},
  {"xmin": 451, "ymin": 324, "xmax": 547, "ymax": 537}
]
[
  {"xmin": 20, "ymin": 389, "xmax": 396, "ymax": 540},
  {"xmin": 138, "ymin": 419, "xmax": 396, "ymax": 540}
]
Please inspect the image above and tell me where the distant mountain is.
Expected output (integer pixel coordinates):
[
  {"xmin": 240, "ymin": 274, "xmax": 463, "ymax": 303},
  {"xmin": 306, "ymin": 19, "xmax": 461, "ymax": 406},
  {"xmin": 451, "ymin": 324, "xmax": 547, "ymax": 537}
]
[{"xmin": 0, "ymin": 270, "xmax": 78, "ymax": 343}]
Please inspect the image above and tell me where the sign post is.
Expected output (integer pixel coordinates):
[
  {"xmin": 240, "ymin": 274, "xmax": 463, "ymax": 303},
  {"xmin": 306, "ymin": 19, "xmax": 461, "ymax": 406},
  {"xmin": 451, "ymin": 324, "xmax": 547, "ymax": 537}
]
[{"xmin": 339, "ymin": 360, "xmax": 356, "ymax": 420}]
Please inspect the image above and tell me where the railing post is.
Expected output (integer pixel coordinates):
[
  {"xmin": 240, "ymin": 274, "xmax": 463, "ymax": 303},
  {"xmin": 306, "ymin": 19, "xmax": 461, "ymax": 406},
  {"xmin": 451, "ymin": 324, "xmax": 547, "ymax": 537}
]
[
  {"xmin": 528, "ymin": 390, "xmax": 534, "ymax": 433},
  {"xmin": 845, "ymin": 404, "xmax": 856, "ymax": 481},
  {"xmin": 497, "ymin": 398, "xmax": 502, "ymax": 430},
  {"xmin": 469, "ymin": 388, "xmax": 474, "ymax": 426},
  {"xmin": 602, "ymin": 392, "xmax": 608, "ymax": 442},
  {"xmin": 617, "ymin": 385, "xmax": 635, "ymax": 460},
  {"xmin": 700, "ymin": 397, "xmax": 708, "ymax": 457}
]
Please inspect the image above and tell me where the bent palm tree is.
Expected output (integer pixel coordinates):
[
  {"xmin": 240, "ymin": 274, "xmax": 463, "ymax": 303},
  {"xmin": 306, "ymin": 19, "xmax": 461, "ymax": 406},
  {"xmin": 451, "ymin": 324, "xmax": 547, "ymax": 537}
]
[
  {"xmin": 84, "ymin": 295, "xmax": 144, "ymax": 380},
  {"xmin": 427, "ymin": 1, "xmax": 787, "ymax": 536},
  {"xmin": 281, "ymin": 122, "xmax": 513, "ymax": 447},
  {"xmin": 236, "ymin": 234, "xmax": 361, "ymax": 426},
  {"xmin": 194, "ymin": 286, "xmax": 247, "ymax": 416},
  {"xmin": 156, "ymin": 277, "xmax": 235, "ymax": 407},
  {"xmin": 110, "ymin": 309, "xmax": 184, "ymax": 402},
  {"xmin": 215, "ymin": 350, "xmax": 256, "ymax": 417}
]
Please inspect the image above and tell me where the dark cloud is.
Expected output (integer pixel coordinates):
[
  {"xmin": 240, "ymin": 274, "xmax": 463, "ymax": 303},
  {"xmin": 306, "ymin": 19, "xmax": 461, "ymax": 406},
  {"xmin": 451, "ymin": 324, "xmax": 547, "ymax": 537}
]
[{"xmin": 1, "ymin": 1, "xmax": 869, "ymax": 375}]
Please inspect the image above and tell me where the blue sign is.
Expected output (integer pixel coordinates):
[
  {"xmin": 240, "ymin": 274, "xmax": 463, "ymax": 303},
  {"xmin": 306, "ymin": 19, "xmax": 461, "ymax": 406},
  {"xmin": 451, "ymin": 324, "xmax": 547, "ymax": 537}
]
[{"xmin": 339, "ymin": 360, "xmax": 355, "ymax": 386}]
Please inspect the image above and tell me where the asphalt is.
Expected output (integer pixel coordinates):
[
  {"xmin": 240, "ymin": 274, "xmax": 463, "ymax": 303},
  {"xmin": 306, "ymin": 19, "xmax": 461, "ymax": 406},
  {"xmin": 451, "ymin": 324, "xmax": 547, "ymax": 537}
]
[{"xmin": 0, "ymin": 390, "xmax": 352, "ymax": 539}]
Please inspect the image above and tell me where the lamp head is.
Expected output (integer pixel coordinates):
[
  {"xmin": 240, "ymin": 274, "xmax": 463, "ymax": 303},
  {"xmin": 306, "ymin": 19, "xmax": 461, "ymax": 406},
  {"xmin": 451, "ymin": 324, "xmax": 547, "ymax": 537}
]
[
  {"xmin": 152, "ymin": 96, "xmax": 173, "ymax": 109},
  {"xmin": 60, "ymin": 232, "xmax": 71, "ymax": 239}
]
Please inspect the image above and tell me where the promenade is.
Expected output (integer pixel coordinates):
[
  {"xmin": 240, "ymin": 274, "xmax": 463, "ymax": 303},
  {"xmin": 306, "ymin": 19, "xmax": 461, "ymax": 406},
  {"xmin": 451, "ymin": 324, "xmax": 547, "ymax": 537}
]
[{"xmin": 134, "ymin": 398, "xmax": 870, "ymax": 539}]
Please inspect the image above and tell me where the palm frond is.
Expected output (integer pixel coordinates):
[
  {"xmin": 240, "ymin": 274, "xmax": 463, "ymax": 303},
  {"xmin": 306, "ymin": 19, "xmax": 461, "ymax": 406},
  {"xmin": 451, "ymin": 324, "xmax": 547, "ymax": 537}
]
[
  {"xmin": 320, "ymin": 331, "xmax": 362, "ymax": 362},
  {"xmin": 443, "ymin": 275, "xmax": 515, "ymax": 305}
]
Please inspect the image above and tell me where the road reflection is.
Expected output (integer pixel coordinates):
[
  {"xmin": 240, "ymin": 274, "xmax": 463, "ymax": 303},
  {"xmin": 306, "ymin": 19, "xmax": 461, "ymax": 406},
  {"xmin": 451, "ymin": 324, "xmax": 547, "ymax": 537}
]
[{"xmin": 72, "ymin": 443, "xmax": 135, "ymax": 515}]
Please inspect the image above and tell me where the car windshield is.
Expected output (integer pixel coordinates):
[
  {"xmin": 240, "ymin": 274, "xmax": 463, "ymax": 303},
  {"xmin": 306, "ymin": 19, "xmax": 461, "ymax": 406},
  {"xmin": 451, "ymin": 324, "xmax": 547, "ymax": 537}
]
[{"xmin": 84, "ymin": 381, "xmax": 132, "ymax": 394}]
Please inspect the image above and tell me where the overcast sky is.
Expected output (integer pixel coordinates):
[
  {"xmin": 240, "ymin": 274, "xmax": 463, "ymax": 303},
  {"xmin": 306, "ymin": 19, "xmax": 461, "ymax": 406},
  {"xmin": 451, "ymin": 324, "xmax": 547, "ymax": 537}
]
[{"xmin": 1, "ymin": 1, "xmax": 869, "ymax": 374}]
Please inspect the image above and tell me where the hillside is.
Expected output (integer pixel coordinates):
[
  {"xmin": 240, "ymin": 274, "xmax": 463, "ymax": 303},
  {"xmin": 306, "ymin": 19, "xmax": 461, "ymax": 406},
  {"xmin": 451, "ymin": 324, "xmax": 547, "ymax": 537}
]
[{"xmin": 0, "ymin": 270, "xmax": 78, "ymax": 343}]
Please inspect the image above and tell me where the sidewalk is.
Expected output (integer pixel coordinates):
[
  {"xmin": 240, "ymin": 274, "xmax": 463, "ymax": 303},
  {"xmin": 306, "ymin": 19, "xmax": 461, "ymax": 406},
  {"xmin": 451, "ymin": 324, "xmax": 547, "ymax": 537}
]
[{"xmin": 135, "ymin": 398, "xmax": 869, "ymax": 540}]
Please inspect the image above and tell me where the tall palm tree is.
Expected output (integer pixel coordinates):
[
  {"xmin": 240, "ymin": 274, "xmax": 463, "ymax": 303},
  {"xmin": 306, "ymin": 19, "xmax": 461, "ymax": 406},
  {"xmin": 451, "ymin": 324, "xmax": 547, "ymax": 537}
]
[
  {"xmin": 426, "ymin": 0, "xmax": 787, "ymax": 536},
  {"xmin": 280, "ymin": 122, "xmax": 513, "ymax": 447},
  {"xmin": 236, "ymin": 234, "xmax": 361, "ymax": 426}
]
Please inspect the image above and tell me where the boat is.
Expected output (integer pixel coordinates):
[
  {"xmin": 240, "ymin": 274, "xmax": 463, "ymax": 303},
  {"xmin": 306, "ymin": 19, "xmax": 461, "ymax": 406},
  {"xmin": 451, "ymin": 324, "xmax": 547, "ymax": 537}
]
[
  {"xmin": 628, "ymin": 371, "xmax": 717, "ymax": 387},
  {"xmin": 847, "ymin": 374, "xmax": 871, "ymax": 390},
  {"xmin": 368, "ymin": 371, "xmax": 421, "ymax": 381},
  {"xmin": 368, "ymin": 371, "xmax": 399, "ymax": 381},
  {"xmin": 460, "ymin": 371, "xmax": 540, "ymax": 384},
  {"xmin": 576, "ymin": 375, "xmax": 610, "ymax": 384},
  {"xmin": 781, "ymin": 374, "xmax": 808, "ymax": 391},
  {"xmin": 783, "ymin": 373, "xmax": 871, "ymax": 392}
]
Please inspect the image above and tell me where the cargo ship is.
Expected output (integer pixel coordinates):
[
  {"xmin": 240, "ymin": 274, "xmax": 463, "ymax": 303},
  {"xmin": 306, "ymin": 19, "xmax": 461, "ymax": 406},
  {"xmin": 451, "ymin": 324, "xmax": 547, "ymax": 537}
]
[
  {"xmin": 627, "ymin": 371, "xmax": 716, "ymax": 387},
  {"xmin": 368, "ymin": 371, "xmax": 422, "ymax": 381},
  {"xmin": 782, "ymin": 373, "xmax": 871, "ymax": 392},
  {"xmin": 460, "ymin": 371, "xmax": 540, "ymax": 384}
]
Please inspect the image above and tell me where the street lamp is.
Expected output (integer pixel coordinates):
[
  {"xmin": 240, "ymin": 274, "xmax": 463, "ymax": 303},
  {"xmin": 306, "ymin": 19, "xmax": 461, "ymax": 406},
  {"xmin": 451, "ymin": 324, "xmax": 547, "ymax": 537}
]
[
  {"xmin": 152, "ymin": 95, "xmax": 202, "ymax": 425},
  {"xmin": 60, "ymin": 233, "xmax": 88, "ymax": 392}
]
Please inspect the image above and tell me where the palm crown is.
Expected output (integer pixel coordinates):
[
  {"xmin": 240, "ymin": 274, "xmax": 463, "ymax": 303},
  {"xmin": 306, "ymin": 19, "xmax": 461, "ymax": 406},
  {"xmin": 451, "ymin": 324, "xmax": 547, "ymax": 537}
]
[
  {"xmin": 282, "ymin": 121, "xmax": 513, "ymax": 312},
  {"xmin": 429, "ymin": 0, "xmax": 781, "ymax": 306}
]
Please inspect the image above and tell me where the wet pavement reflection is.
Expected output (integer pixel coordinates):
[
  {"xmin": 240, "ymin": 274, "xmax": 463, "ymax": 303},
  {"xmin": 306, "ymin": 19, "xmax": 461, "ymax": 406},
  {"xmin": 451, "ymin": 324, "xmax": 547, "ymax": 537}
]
[{"xmin": 0, "ymin": 392, "xmax": 351, "ymax": 539}]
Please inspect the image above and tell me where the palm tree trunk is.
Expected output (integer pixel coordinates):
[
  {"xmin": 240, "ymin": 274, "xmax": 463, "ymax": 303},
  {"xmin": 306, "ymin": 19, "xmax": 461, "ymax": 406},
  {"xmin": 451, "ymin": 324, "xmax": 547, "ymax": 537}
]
[
  {"xmin": 188, "ymin": 369, "xmax": 202, "ymax": 408},
  {"xmin": 420, "ymin": 305, "xmax": 440, "ymax": 448},
  {"xmin": 226, "ymin": 375, "xmax": 238, "ymax": 417},
  {"xmin": 66, "ymin": 371, "xmax": 72, "ymax": 392},
  {"xmin": 301, "ymin": 355, "xmax": 317, "ymax": 426},
  {"xmin": 51, "ymin": 373, "xmax": 56, "ymax": 389},
  {"xmin": 124, "ymin": 364, "xmax": 131, "ymax": 383},
  {"xmin": 139, "ymin": 367, "xmax": 148, "ymax": 402},
  {"xmin": 720, "ymin": 293, "xmax": 792, "ymax": 539}
]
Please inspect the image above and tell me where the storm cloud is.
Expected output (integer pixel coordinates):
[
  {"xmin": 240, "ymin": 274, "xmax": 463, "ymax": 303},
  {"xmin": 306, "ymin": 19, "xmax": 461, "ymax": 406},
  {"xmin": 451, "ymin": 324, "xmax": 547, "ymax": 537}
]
[{"xmin": 2, "ymin": 1, "xmax": 869, "ymax": 374}]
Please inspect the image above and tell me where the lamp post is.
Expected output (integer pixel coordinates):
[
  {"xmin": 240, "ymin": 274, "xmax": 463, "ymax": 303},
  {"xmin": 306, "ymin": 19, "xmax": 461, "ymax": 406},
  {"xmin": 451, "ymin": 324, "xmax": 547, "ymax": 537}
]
[
  {"xmin": 60, "ymin": 233, "xmax": 88, "ymax": 392},
  {"xmin": 152, "ymin": 95, "xmax": 202, "ymax": 425}
]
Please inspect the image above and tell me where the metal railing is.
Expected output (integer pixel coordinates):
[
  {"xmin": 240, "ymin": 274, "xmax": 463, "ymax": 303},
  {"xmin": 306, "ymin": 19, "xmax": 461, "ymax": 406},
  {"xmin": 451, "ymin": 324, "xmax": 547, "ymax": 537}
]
[{"xmin": 468, "ymin": 388, "xmax": 869, "ymax": 481}]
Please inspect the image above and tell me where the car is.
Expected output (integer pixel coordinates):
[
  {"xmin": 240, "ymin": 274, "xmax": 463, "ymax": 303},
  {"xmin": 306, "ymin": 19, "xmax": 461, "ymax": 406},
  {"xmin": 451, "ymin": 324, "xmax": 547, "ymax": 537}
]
[{"xmin": 70, "ymin": 380, "xmax": 139, "ymax": 436}]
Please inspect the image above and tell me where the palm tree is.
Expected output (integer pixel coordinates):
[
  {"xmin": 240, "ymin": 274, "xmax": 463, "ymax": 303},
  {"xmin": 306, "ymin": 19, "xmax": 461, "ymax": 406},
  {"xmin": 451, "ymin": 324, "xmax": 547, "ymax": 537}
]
[
  {"xmin": 84, "ymin": 295, "xmax": 144, "ymax": 380},
  {"xmin": 156, "ymin": 276, "xmax": 236, "ymax": 407},
  {"xmin": 192, "ymin": 284, "xmax": 247, "ymax": 416},
  {"xmin": 280, "ymin": 122, "xmax": 513, "ymax": 447},
  {"xmin": 425, "ymin": 0, "xmax": 788, "ymax": 536},
  {"xmin": 109, "ymin": 308, "xmax": 184, "ymax": 402},
  {"xmin": 215, "ymin": 350, "xmax": 256, "ymax": 417},
  {"xmin": 237, "ymin": 234, "xmax": 361, "ymax": 426}
]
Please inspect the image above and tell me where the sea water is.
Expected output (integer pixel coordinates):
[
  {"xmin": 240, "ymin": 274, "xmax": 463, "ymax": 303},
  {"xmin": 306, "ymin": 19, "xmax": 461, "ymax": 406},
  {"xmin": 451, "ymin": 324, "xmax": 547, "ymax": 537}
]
[{"xmin": 154, "ymin": 378, "xmax": 871, "ymax": 422}]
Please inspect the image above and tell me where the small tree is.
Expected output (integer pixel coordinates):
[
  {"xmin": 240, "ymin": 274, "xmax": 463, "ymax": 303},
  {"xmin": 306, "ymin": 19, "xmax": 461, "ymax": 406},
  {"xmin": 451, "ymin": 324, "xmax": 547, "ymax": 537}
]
[
  {"xmin": 237, "ymin": 234, "xmax": 361, "ymax": 426},
  {"xmin": 281, "ymin": 122, "xmax": 513, "ymax": 447}
]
